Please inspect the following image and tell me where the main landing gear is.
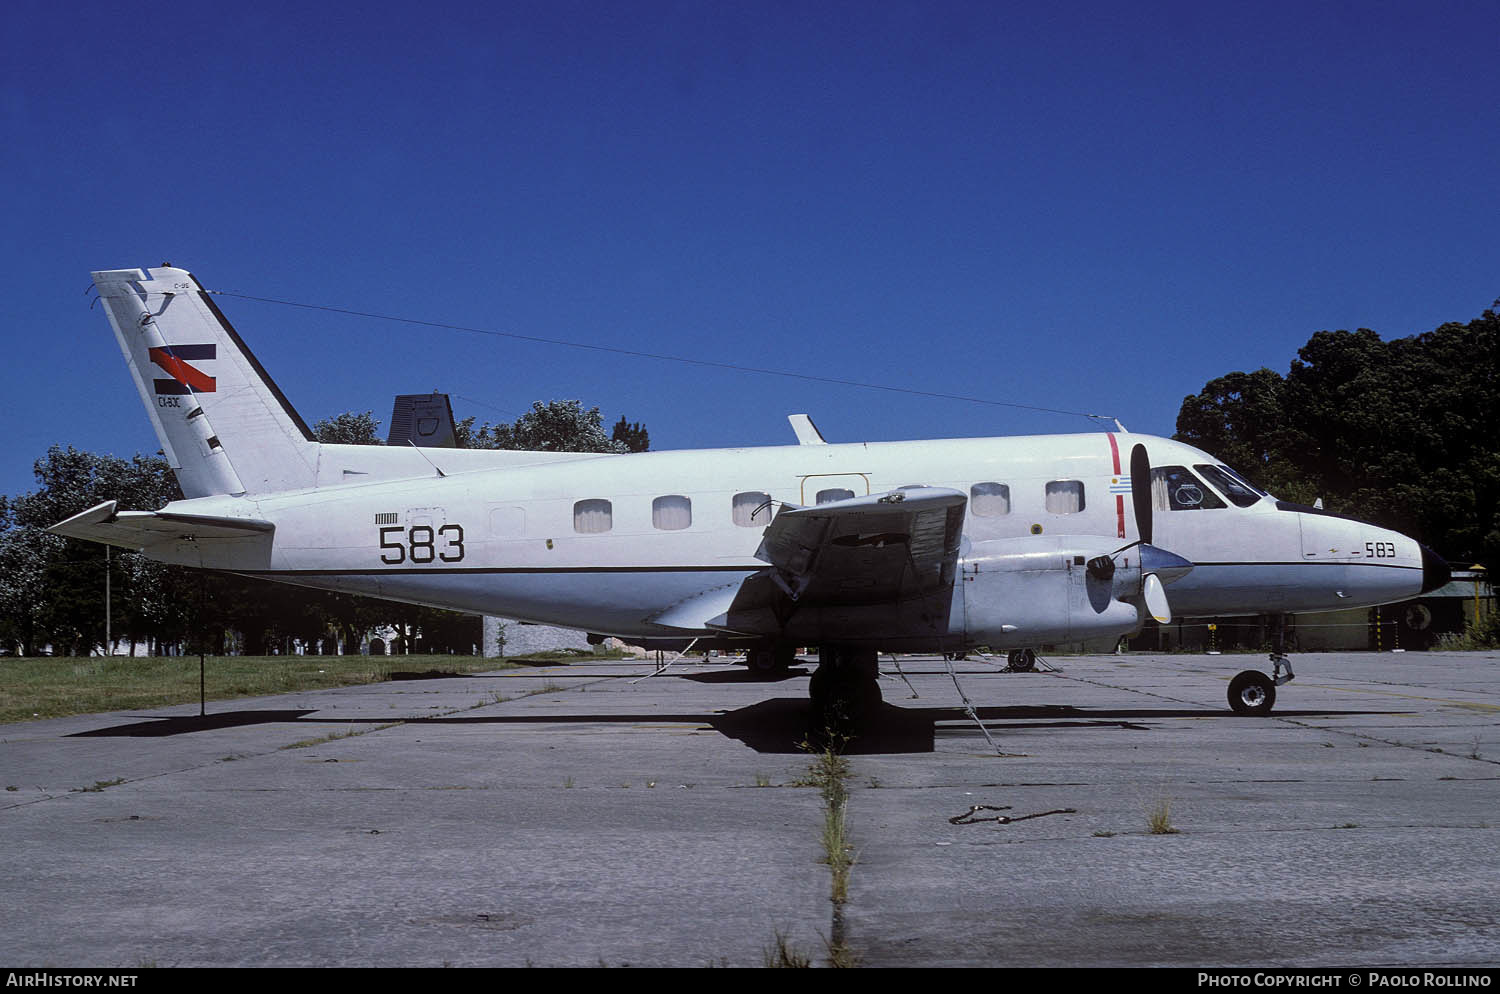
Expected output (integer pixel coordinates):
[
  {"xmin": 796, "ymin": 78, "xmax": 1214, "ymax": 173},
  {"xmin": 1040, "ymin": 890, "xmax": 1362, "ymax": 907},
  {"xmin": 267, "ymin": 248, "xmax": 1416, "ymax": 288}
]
[
  {"xmin": 1228, "ymin": 616, "xmax": 1296, "ymax": 716},
  {"xmin": 809, "ymin": 646, "xmax": 882, "ymax": 728}
]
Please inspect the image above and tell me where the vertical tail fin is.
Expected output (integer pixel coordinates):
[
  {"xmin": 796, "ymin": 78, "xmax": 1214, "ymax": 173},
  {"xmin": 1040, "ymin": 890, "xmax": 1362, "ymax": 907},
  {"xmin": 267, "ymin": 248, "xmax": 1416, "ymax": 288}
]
[{"xmin": 92, "ymin": 266, "xmax": 319, "ymax": 497}]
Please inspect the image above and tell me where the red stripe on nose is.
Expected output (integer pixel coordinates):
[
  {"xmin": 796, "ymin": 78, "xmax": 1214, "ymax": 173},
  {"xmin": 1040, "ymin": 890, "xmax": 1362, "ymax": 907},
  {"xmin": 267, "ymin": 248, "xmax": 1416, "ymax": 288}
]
[{"xmin": 1106, "ymin": 432, "xmax": 1125, "ymax": 539}]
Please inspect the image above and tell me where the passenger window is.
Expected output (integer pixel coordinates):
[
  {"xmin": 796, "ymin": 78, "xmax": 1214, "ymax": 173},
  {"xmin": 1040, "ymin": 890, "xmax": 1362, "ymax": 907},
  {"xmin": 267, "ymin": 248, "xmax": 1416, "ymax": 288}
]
[
  {"xmin": 573, "ymin": 499, "xmax": 613, "ymax": 534},
  {"xmin": 816, "ymin": 488, "xmax": 855, "ymax": 504},
  {"xmin": 1044, "ymin": 480, "xmax": 1085, "ymax": 514},
  {"xmin": 970, "ymin": 482, "xmax": 1010, "ymax": 517},
  {"xmin": 652, "ymin": 495, "xmax": 692, "ymax": 530},
  {"xmin": 732, "ymin": 491, "xmax": 772, "ymax": 527},
  {"xmin": 1151, "ymin": 467, "xmax": 1225, "ymax": 510}
]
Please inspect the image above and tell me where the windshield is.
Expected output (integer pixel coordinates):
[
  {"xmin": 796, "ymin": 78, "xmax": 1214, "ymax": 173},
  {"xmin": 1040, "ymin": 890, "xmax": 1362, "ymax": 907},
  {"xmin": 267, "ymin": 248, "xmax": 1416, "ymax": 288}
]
[
  {"xmin": 1194, "ymin": 464, "xmax": 1267, "ymax": 508},
  {"xmin": 1151, "ymin": 466, "xmax": 1226, "ymax": 510},
  {"xmin": 1218, "ymin": 465, "xmax": 1269, "ymax": 496}
]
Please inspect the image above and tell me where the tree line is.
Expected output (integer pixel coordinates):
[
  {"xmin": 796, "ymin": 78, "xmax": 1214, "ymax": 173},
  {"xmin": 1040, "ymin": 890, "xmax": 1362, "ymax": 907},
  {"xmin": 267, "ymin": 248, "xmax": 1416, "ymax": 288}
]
[
  {"xmin": 1174, "ymin": 301, "xmax": 1498, "ymax": 576},
  {"xmin": 0, "ymin": 401, "xmax": 647, "ymax": 657}
]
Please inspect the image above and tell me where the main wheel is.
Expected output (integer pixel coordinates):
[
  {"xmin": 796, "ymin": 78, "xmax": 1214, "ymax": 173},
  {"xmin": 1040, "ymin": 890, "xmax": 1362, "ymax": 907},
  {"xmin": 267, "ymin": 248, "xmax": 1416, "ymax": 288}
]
[
  {"xmin": 1008, "ymin": 648, "xmax": 1037, "ymax": 672},
  {"xmin": 1228, "ymin": 670, "xmax": 1276, "ymax": 715}
]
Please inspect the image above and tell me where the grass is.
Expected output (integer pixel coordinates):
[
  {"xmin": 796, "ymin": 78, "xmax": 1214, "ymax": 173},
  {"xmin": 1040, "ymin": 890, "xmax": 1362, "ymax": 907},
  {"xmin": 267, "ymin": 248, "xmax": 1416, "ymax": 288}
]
[
  {"xmin": 281, "ymin": 721, "xmax": 404, "ymax": 750},
  {"xmin": 1146, "ymin": 798, "xmax": 1181, "ymax": 835},
  {"xmin": 799, "ymin": 734, "xmax": 859, "ymax": 968},
  {"xmin": 763, "ymin": 931, "xmax": 811, "ymax": 968},
  {"xmin": 1434, "ymin": 614, "xmax": 1500, "ymax": 651},
  {"xmin": 0, "ymin": 651, "xmax": 635, "ymax": 724}
]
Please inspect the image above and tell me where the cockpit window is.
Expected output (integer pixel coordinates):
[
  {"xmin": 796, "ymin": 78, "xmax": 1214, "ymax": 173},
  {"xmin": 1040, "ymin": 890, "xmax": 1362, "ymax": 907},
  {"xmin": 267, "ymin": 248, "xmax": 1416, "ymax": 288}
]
[
  {"xmin": 1151, "ymin": 466, "xmax": 1225, "ymax": 510},
  {"xmin": 1194, "ymin": 464, "xmax": 1263, "ymax": 508},
  {"xmin": 1218, "ymin": 464, "xmax": 1268, "ymax": 496}
]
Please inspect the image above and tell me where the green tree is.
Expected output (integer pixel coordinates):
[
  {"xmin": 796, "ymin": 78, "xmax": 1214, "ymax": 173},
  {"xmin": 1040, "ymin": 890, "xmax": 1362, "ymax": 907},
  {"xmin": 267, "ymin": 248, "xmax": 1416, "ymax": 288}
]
[
  {"xmin": 457, "ymin": 400, "xmax": 639, "ymax": 453},
  {"xmin": 1176, "ymin": 303, "xmax": 1500, "ymax": 571},
  {"xmin": 611, "ymin": 416, "xmax": 650, "ymax": 453},
  {"xmin": 1173, "ymin": 368, "xmax": 1314, "ymax": 502},
  {"xmin": 0, "ymin": 447, "xmax": 185, "ymax": 655},
  {"xmin": 313, "ymin": 411, "xmax": 384, "ymax": 445}
]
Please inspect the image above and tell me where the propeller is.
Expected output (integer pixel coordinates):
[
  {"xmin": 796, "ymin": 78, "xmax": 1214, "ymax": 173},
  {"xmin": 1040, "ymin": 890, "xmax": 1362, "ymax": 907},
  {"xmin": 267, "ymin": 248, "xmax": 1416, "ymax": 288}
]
[
  {"xmin": 1131, "ymin": 443, "xmax": 1187, "ymax": 623},
  {"xmin": 1089, "ymin": 442, "xmax": 1155, "ymax": 574},
  {"xmin": 1130, "ymin": 443, "xmax": 1152, "ymax": 545},
  {"xmin": 1085, "ymin": 443, "xmax": 1192, "ymax": 624}
]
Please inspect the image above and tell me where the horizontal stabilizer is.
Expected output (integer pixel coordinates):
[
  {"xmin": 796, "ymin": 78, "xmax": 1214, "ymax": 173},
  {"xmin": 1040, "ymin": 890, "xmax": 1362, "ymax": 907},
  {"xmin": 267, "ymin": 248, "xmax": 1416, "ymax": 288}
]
[{"xmin": 48, "ymin": 500, "xmax": 274, "ymax": 551}]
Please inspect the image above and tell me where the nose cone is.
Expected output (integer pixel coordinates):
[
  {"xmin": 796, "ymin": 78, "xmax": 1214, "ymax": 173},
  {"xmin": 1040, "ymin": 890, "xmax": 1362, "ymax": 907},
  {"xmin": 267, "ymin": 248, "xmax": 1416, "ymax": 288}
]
[
  {"xmin": 1420, "ymin": 545, "xmax": 1451, "ymax": 594},
  {"xmin": 1139, "ymin": 544, "xmax": 1194, "ymax": 584}
]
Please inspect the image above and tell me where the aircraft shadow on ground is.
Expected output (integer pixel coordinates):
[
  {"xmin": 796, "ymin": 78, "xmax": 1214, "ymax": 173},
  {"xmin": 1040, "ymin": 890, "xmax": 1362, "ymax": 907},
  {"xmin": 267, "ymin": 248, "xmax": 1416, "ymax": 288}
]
[
  {"xmin": 69, "ymin": 710, "xmax": 319, "ymax": 737},
  {"xmin": 66, "ymin": 701, "xmax": 1392, "ymax": 754},
  {"xmin": 677, "ymin": 666, "xmax": 813, "ymax": 684}
]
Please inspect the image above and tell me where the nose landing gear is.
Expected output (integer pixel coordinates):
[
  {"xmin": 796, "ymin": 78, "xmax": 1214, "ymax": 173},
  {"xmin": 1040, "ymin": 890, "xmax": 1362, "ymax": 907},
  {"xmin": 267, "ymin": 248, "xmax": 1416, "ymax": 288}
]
[{"xmin": 1227, "ymin": 616, "xmax": 1296, "ymax": 715}]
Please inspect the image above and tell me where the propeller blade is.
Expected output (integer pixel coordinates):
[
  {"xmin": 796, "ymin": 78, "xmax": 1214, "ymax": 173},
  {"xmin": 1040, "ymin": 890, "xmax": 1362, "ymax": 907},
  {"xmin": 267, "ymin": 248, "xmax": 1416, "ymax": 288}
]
[
  {"xmin": 1130, "ymin": 443, "xmax": 1152, "ymax": 546},
  {"xmin": 1142, "ymin": 572, "xmax": 1171, "ymax": 624}
]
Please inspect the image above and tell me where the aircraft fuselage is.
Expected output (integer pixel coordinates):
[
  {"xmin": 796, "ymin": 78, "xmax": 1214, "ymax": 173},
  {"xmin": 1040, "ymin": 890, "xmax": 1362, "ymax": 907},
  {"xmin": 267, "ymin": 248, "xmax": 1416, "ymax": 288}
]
[{"xmin": 141, "ymin": 430, "xmax": 1436, "ymax": 648}]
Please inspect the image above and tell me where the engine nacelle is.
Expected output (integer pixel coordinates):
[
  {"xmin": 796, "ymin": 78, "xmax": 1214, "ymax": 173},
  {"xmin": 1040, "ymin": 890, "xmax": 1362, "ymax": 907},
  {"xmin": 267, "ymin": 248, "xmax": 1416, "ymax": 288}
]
[{"xmin": 951, "ymin": 535, "xmax": 1147, "ymax": 649}]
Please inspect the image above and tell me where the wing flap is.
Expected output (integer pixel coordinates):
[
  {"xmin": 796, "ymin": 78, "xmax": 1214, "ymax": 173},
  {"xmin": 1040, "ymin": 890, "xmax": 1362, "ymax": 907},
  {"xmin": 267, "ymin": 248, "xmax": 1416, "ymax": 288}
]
[{"xmin": 755, "ymin": 487, "xmax": 966, "ymax": 606}]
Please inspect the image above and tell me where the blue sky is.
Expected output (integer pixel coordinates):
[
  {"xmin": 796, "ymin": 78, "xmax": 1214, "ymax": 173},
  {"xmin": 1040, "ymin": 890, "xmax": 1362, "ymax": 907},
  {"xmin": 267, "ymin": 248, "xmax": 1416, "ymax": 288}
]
[{"xmin": 4, "ymin": 1, "xmax": 1497, "ymax": 499}]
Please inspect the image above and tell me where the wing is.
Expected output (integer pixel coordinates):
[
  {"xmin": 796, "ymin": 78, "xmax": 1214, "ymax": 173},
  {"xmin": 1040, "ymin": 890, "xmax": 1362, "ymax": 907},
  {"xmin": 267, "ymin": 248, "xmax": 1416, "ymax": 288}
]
[
  {"xmin": 703, "ymin": 487, "xmax": 967, "ymax": 643},
  {"xmin": 756, "ymin": 488, "xmax": 965, "ymax": 603},
  {"xmin": 48, "ymin": 500, "xmax": 275, "ymax": 551}
]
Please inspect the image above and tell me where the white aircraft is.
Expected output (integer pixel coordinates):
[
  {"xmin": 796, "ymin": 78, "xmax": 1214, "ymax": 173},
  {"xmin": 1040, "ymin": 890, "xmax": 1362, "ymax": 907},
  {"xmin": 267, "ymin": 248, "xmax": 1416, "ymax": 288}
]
[{"xmin": 53, "ymin": 266, "xmax": 1449, "ymax": 720}]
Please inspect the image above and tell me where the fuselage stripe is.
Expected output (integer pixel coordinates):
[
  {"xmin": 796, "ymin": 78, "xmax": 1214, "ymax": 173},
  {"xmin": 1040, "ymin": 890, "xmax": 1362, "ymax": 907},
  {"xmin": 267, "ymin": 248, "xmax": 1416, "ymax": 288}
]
[
  {"xmin": 237, "ymin": 565, "xmax": 760, "ymax": 576},
  {"xmin": 1106, "ymin": 432, "xmax": 1125, "ymax": 539}
]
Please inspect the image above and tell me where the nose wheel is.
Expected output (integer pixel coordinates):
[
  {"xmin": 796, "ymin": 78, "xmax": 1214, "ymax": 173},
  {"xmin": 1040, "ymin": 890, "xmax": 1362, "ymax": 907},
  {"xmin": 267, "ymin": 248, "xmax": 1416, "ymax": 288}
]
[
  {"xmin": 1228, "ymin": 650, "xmax": 1295, "ymax": 715},
  {"xmin": 1229, "ymin": 617, "xmax": 1298, "ymax": 715},
  {"xmin": 1228, "ymin": 670, "xmax": 1275, "ymax": 714}
]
